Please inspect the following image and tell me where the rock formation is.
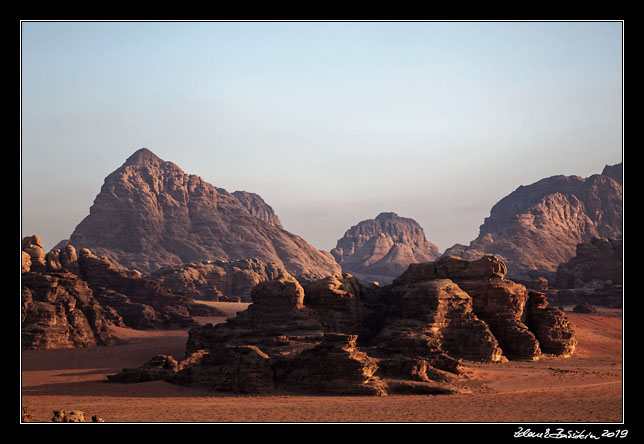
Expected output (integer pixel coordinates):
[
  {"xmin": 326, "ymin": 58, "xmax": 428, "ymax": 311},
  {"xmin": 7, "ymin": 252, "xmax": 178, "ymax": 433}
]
[
  {"xmin": 150, "ymin": 258, "xmax": 287, "ymax": 302},
  {"xmin": 22, "ymin": 235, "xmax": 223, "ymax": 349},
  {"xmin": 108, "ymin": 256, "xmax": 576, "ymax": 395},
  {"xmin": 601, "ymin": 163, "xmax": 622, "ymax": 185},
  {"xmin": 22, "ymin": 236, "xmax": 117, "ymax": 349},
  {"xmin": 68, "ymin": 148, "xmax": 340, "ymax": 280},
  {"xmin": 231, "ymin": 190, "xmax": 283, "ymax": 228},
  {"xmin": 544, "ymin": 237, "xmax": 622, "ymax": 309},
  {"xmin": 331, "ymin": 212, "xmax": 440, "ymax": 284},
  {"xmin": 555, "ymin": 237, "xmax": 622, "ymax": 288},
  {"xmin": 442, "ymin": 164, "xmax": 622, "ymax": 282}
]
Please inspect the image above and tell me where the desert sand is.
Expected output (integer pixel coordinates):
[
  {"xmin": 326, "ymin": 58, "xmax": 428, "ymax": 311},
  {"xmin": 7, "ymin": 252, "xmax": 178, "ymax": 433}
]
[{"xmin": 21, "ymin": 302, "xmax": 623, "ymax": 423}]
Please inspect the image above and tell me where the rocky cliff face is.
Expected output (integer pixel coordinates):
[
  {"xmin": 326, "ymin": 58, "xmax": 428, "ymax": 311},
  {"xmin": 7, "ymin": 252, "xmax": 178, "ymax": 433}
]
[
  {"xmin": 231, "ymin": 190, "xmax": 283, "ymax": 228},
  {"xmin": 22, "ymin": 235, "xmax": 117, "ymax": 349},
  {"xmin": 331, "ymin": 212, "xmax": 440, "ymax": 284},
  {"xmin": 22, "ymin": 235, "xmax": 223, "ymax": 348},
  {"xmin": 543, "ymin": 237, "xmax": 623, "ymax": 309},
  {"xmin": 68, "ymin": 148, "xmax": 340, "ymax": 279},
  {"xmin": 442, "ymin": 164, "xmax": 622, "ymax": 282},
  {"xmin": 108, "ymin": 255, "xmax": 576, "ymax": 395},
  {"xmin": 555, "ymin": 237, "xmax": 622, "ymax": 289}
]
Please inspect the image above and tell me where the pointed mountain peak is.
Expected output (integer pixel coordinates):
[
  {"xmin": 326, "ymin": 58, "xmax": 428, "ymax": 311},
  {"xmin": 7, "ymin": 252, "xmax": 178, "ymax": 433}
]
[{"xmin": 124, "ymin": 148, "xmax": 164, "ymax": 166}]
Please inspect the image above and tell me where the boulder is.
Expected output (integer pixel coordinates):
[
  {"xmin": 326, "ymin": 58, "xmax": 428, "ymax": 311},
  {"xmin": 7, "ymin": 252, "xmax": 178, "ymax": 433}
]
[{"xmin": 555, "ymin": 237, "xmax": 622, "ymax": 288}]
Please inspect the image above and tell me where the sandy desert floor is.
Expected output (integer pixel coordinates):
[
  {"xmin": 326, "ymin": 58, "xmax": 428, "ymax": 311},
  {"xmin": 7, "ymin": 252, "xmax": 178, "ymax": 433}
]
[{"xmin": 20, "ymin": 302, "xmax": 624, "ymax": 424}]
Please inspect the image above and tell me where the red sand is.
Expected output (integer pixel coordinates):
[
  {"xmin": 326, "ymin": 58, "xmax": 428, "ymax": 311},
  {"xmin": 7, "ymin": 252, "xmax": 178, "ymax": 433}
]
[{"xmin": 21, "ymin": 304, "xmax": 623, "ymax": 423}]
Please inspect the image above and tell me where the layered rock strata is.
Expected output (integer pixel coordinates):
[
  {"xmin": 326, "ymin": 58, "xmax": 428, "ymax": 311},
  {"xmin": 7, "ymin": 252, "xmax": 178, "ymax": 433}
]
[
  {"xmin": 555, "ymin": 237, "xmax": 622, "ymax": 289},
  {"xmin": 22, "ymin": 235, "xmax": 223, "ymax": 349},
  {"xmin": 22, "ymin": 235, "xmax": 116, "ymax": 349},
  {"xmin": 109, "ymin": 256, "xmax": 576, "ymax": 395},
  {"xmin": 331, "ymin": 212, "xmax": 440, "ymax": 284},
  {"xmin": 68, "ymin": 148, "xmax": 340, "ymax": 280},
  {"xmin": 543, "ymin": 237, "xmax": 623, "ymax": 309},
  {"xmin": 442, "ymin": 164, "xmax": 622, "ymax": 282}
]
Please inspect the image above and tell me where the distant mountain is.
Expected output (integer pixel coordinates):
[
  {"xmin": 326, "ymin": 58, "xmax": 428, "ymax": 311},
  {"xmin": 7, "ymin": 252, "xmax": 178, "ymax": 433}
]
[
  {"xmin": 331, "ymin": 212, "xmax": 441, "ymax": 284},
  {"xmin": 69, "ymin": 148, "xmax": 341, "ymax": 279},
  {"xmin": 442, "ymin": 163, "xmax": 623, "ymax": 282}
]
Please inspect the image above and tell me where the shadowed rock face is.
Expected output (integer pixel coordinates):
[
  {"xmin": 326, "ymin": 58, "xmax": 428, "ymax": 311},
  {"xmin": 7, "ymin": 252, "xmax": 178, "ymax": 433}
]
[
  {"xmin": 22, "ymin": 235, "xmax": 117, "ymax": 349},
  {"xmin": 331, "ymin": 212, "xmax": 441, "ymax": 284},
  {"xmin": 68, "ymin": 148, "xmax": 340, "ymax": 280},
  {"xmin": 150, "ymin": 258, "xmax": 287, "ymax": 302},
  {"xmin": 555, "ymin": 237, "xmax": 622, "ymax": 288},
  {"xmin": 108, "ymin": 256, "xmax": 576, "ymax": 395},
  {"xmin": 21, "ymin": 235, "xmax": 223, "ymax": 348},
  {"xmin": 442, "ymin": 164, "xmax": 622, "ymax": 282}
]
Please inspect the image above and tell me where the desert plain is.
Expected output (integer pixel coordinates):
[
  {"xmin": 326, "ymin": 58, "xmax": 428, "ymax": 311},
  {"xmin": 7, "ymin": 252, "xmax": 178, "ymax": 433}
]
[{"xmin": 21, "ymin": 301, "xmax": 623, "ymax": 424}]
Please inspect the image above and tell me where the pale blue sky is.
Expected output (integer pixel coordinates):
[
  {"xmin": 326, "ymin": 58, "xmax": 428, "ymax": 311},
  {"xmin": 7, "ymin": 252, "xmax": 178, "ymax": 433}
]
[{"xmin": 21, "ymin": 21, "xmax": 623, "ymax": 252}]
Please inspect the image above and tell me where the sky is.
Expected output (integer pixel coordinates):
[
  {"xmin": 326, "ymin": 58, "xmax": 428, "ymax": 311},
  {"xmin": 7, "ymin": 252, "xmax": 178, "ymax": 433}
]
[{"xmin": 20, "ymin": 21, "xmax": 623, "ymax": 253}]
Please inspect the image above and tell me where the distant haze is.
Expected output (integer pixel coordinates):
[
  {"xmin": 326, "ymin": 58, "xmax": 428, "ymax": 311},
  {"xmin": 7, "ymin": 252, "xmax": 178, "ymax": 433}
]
[{"xmin": 21, "ymin": 21, "xmax": 623, "ymax": 253}]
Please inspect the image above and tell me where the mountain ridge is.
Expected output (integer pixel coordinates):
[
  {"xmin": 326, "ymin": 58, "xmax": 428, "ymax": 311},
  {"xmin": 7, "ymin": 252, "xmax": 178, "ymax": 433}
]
[{"xmin": 68, "ymin": 148, "xmax": 341, "ymax": 279}]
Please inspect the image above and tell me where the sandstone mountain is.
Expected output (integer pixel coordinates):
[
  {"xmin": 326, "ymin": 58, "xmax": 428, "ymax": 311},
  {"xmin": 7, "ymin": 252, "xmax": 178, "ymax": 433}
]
[
  {"xmin": 108, "ymin": 255, "xmax": 575, "ymax": 395},
  {"xmin": 68, "ymin": 148, "xmax": 340, "ymax": 279},
  {"xmin": 331, "ymin": 212, "xmax": 441, "ymax": 284},
  {"xmin": 442, "ymin": 164, "xmax": 622, "ymax": 282}
]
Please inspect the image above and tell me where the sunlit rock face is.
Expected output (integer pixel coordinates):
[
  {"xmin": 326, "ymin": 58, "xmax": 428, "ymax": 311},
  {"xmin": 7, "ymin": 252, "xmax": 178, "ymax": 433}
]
[
  {"xmin": 331, "ymin": 212, "xmax": 441, "ymax": 284},
  {"xmin": 442, "ymin": 164, "xmax": 622, "ymax": 282},
  {"xmin": 69, "ymin": 148, "xmax": 341, "ymax": 280}
]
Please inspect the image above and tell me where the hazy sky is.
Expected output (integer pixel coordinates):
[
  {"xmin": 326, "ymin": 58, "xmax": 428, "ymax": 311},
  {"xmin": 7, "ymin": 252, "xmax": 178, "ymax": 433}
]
[{"xmin": 21, "ymin": 21, "xmax": 623, "ymax": 253}]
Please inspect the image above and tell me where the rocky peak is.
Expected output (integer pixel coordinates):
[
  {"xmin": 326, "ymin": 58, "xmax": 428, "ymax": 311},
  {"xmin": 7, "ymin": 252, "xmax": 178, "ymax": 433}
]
[
  {"xmin": 375, "ymin": 212, "xmax": 397, "ymax": 221},
  {"xmin": 123, "ymin": 147, "xmax": 164, "ymax": 166},
  {"xmin": 601, "ymin": 162, "xmax": 622, "ymax": 185},
  {"xmin": 331, "ymin": 213, "xmax": 440, "ymax": 284},
  {"xmin": 442, "ymin": 167, "xmax": 622, "ymax": 282},
  {"xmin": 68, "ymin": 148, "xmax": 341, "ymax": 279},
  {"xmin": 232, "ymin": 190, "xmax": 283, "ymax": 228}
]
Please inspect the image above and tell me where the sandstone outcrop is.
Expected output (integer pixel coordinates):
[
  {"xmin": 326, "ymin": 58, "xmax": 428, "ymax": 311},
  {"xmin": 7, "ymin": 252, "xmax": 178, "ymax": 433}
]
[
  {"xmin": 442, "ymin": 164, "xmax": 622, "ymax": 282},
  {"xmin": 22, "ymin": 236, "xmax": 117, "ymax": 349},
  {"xmin": 331, "ymin": 212, "xmax": 440, "ymax": 284},
  {"xmin": 68, "ymin": 148, "xmax": 340, "ymax": 280},
  {"xmin": 150, "ymin": 258, "xmax": 287, "ymax": 302},
  {"xmin": 542, "ymin": 237, "xmax": 623, "ymax": 309},
  {"xmin": 395, "ymin": 255, "xmax": 576, "ymax": 359},
  {"xmin": 52, "ymin": 410, "xmax": 85, "ymax": 423},
  {"xmin": 555, "ymin": 237, "xmax": 622, "ymax": 289},
  {"xmin": 109, "ymin": 256, "xmax": 576, "ymax": 395},
  {"xmin": 22, "ymin": 236, "xmax": 223, "ymax": 348}
]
